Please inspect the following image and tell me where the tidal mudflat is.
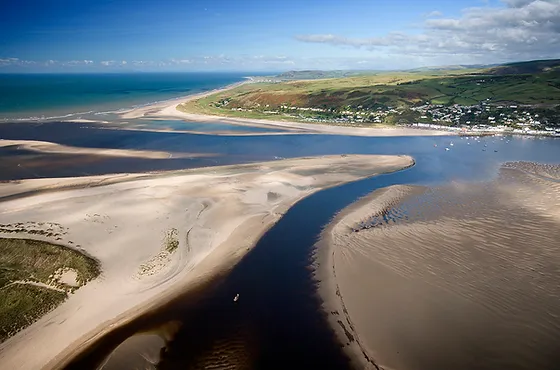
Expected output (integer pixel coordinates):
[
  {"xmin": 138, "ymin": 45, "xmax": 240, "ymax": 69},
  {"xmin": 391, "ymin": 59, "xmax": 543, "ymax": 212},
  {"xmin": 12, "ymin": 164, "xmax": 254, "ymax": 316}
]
[{"xmin": 317, "ymin": 161, "xmax": 560, "ymax": 370}]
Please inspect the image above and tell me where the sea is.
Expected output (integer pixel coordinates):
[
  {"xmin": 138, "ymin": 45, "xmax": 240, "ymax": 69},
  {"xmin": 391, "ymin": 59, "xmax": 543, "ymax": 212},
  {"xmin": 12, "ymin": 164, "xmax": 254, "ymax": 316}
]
[{"xmin": 0, "ymin": 72, "xmax": 252, "ymax": 122}]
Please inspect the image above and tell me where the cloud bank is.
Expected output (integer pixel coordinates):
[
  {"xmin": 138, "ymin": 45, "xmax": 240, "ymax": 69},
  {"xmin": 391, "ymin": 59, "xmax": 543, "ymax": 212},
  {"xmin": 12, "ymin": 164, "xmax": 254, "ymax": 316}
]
[{"xmin": 296, "ymin": 0, "xmax": 560, "ymax": 64}]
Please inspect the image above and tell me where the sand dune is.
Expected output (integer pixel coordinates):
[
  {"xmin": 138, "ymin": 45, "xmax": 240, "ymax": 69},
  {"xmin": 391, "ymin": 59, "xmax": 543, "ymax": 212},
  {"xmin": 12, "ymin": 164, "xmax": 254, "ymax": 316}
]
[
  {"xmin": 0, "ymin": 154, "xmax": 413, "ymax": 370},
  {"xmin": 317, "ymin": 162, "xmax": 560, "ymax": 370}
]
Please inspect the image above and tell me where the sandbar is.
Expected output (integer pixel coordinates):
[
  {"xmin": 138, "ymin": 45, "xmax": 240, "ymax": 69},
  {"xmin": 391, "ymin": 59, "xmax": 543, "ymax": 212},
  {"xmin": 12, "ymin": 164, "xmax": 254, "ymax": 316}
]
[
  {"xmin": 0, "ymin": 154, "xmax": 413, "ymax": 370},
  {"xmin": 0, "ymin": 139, "xmax": 215, "ymax": 159}
]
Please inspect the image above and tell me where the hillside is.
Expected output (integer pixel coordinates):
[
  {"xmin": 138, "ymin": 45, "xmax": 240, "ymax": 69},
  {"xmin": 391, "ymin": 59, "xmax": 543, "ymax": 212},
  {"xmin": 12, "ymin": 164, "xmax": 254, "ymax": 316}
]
[
  {"xmin": 487, "ymin": 59, "xmax": 560, "ymax": 75},
  {"xmin": 179, "ymin": 59, "xmax": 560, "ymax": 130}
]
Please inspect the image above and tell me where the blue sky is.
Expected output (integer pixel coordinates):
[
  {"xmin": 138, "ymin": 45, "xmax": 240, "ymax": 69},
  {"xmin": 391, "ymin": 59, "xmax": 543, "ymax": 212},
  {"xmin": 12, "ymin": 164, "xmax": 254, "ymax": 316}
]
[{"xmin": 1, "ymin": 0, "xmax": 559, "ymax": 72}]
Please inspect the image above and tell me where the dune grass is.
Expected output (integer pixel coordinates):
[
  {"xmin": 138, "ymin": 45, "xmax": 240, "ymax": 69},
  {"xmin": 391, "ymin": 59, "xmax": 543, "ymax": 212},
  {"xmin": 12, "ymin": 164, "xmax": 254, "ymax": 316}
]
[
  {"xmin": 0, "ymin": 238, "xmax": 100, "ymax": 342},
  {"xmin": 0, "ymin": 284, "xmax": 67, "ymax": 341}
]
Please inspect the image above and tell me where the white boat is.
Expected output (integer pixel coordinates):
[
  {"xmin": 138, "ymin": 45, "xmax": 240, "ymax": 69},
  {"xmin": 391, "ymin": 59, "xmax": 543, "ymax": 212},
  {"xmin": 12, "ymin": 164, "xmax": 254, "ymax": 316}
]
[{"xmin": 234, "ymin": 293, "xmax": 240, "ymax": 302}]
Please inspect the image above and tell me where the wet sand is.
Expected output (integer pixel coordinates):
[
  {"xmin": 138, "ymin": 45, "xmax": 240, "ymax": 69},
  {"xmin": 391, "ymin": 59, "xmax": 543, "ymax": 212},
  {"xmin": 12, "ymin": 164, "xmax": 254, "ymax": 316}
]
[
  {"xmin": 0, "ymin": 154, "xmax": 413, "ymax": 370},
  {"xmin": 316, "ymin": 162, "xmax": 560, "ymax": 370},
  {"xmin": 0, "ymin": 139, "xmax": 215, "ymax": 159}
]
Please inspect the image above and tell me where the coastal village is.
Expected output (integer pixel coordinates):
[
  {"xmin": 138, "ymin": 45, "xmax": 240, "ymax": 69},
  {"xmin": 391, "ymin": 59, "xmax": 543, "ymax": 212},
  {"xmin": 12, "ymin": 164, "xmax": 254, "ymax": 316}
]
[
  {"xmin": 408, "ymin": 102, "xmax": 560, "ymax": 136},
  {"xmin": 214, "ymin": 95, "xmax": 560, "ymax": 137}
]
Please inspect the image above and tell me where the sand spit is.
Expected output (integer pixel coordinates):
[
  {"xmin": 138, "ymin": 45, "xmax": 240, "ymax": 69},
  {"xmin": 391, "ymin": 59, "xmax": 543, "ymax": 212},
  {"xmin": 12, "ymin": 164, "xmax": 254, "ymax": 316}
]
[
  {"xmin": 0, "ymin": 139, "xmax": 214, "ymax": 160},
  {"xmin": 0, "ymin": 154, "xmax": 413, "ymax": 370},
  {"xmin": 120, "ymin": 84, "xmax": 453, "ymax": 137},
  {"xmin": 316, "ymin": 161, "xmax": 560, "ymax": 370},
  {"xmin": 120, "ymin": 81, "xmax": 250, "ymax": 120}
]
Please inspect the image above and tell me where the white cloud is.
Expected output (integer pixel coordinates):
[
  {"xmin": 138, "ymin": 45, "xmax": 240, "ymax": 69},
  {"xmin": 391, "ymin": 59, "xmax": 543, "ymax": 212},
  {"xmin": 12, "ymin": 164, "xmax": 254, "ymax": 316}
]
[
  {"xmin": 295, "ymin": 0, "xmax": 560, "ymax": 64},
  {"xmin": 0, "ymin": 58, "xmax": 40, "ymax": 67},
  {"xmin": 131, "ymin": 60, "xmax": 155, "ymax": 66},
  {"xmin": 170, "ymin": 58, "xmax": 193, "ymax": 64},
  {"xmin": 63, "ymin": 60, "xmax": 94, "ymax": 66},
  {"xmin": 424, "ymin": 10, "xmax": 443, "ymax": 18},
  {"xmin": 99, "ymin": 60, "xmax": 127, "ymax": 67},
  {"xmin": 0, "ymin": 57, "xmax": 19, "ymax": 66}
]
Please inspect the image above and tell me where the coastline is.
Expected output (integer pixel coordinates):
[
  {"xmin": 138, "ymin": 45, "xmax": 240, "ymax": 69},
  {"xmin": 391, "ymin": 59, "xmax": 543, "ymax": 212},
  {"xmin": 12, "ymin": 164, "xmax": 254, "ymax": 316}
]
[
  {"xmin": 0, "ymin": 154, "xmax": 414, "ymax": 370},
  {"xmin": 119, "ymin": 82, "xmax": 454, "ymax": 138},
  {"xmin": 119, "ymin": 81, "xmax": 560, "ymax": 139},
  {"xmin": 119, "ymin": 80, "xmax": 251, "ymax": 120}
]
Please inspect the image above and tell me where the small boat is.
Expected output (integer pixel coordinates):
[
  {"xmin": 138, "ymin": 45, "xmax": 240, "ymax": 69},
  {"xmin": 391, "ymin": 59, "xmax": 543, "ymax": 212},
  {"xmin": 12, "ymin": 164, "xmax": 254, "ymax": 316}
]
[
  {"xmin": 445, "ymin": 147, "xmax": 450, "ymax": 151},
  {"xmin": 234, "ymin": 293, "xmax": 240, "ymax": 302},
  {"xmin": 449, "ymin": 142, "xmax": 454, "ymax": 146}
]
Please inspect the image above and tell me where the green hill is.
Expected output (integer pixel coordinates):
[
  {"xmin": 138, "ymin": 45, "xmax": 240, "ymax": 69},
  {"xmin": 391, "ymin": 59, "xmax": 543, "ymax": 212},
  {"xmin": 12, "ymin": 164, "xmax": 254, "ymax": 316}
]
[
  {"xmin": 487, "ymin": 59, "xmax": 560, "ymax": 75},
  {"xmin": 180, "ymin": 58, "xmax": 560, "ymax": 126}
]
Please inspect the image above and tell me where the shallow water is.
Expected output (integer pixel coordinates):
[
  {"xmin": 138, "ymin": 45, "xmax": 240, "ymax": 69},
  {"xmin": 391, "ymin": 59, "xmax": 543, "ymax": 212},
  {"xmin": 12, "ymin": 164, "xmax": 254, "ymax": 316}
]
[
  {"xmin": 128, "ymin": 119, "xmax": 287, "ymax": 134},
  {"xmin": 1, "ymin": 121, "xmax": 558, "ymax": 180}
]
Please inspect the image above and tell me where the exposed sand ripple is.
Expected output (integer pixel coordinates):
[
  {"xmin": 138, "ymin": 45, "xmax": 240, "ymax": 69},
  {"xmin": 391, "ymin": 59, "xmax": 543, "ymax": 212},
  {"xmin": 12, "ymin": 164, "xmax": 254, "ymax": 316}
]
[{"xmin": 317, "ymin": 162, "xmax": 560, "ymax": 370}]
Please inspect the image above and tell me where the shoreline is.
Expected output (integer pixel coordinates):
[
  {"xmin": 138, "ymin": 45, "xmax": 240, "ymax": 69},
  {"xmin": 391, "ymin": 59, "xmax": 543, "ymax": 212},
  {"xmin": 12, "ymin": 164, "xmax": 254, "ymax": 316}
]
[
  {"xmin": 314, "ymin": 185, "xmax": 420, "ymax": 370},
  {"xmin": 119, "ymin": 80, "xmax": 251, "ymax": 120},
  {"xmin": 0, "ymin": 154, "xmax": 414, "ymax": 370},
  {"xmin": 119, "ymin": 82, "xmax": 455, "ymax": 138}
]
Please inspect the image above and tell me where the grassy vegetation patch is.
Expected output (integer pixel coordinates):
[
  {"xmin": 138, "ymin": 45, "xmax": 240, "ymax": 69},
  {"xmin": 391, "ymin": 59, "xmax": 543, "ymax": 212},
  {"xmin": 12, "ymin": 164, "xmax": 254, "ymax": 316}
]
[
  {"xmin": 0, "ymin": 238, "xmax": 100, "ymax": 342},
  {"xmin": 0, "ymin": 284, "xmax": 66, "ymax": 342},
  {"xmin": 164, "ymin": 228, "xmax": 179, "ymax": 253},
  {"xmin": 0, "ymin": 238, "xmax": 99, "ymax": 288}
]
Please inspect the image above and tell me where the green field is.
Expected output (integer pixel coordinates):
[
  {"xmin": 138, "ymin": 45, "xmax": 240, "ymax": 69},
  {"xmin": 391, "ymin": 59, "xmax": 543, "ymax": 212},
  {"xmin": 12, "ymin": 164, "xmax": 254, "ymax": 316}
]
[
  {"xmin": 0, "ymin": 238, "xmax": 100, "ymax": 341},
  {"xmin": 179, "ymin": 60, "xmax": 560, "ymax": 124}
]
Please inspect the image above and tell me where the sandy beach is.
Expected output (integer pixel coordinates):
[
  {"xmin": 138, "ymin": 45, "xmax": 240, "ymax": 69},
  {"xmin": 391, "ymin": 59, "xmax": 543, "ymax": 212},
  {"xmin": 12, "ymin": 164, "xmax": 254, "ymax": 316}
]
[
  {"xmin": 119, "ymin": 80, "xmax": 251, "ymax": 120},
  {"xmin": 316, "ymin": 162, "xmax": 560, "ymax": 370},
  {"xmin": 119, "ymin": 82, "xmax": 453, "ymax": 137},
  {"xmin": 0, "ymin": 154, "xmax": 413, "ymax": 370}
]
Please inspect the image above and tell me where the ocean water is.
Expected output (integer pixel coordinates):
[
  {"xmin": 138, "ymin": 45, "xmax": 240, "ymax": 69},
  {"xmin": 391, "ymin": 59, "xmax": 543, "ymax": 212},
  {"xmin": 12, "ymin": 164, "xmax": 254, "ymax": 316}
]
[{"xmin": 0, "ymin": 73, "xmax": 251, "ymax": 121}]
